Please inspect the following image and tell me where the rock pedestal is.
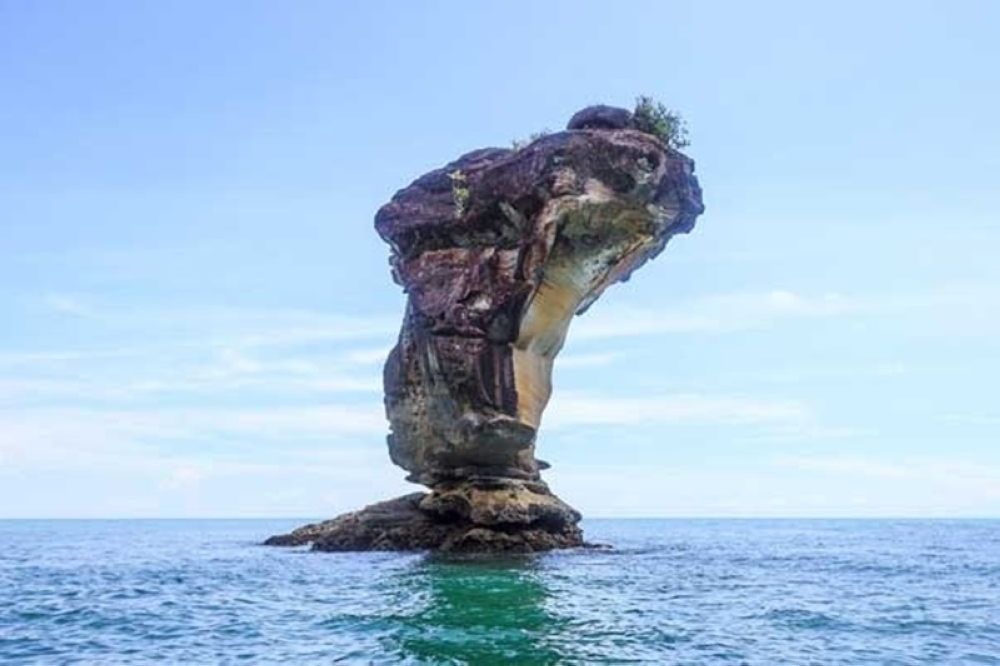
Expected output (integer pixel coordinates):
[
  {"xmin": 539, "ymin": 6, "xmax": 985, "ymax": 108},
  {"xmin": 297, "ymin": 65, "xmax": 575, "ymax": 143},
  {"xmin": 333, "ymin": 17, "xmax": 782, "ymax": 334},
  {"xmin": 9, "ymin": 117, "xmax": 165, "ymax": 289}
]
[{"xmin": 266, "ymin": 105, "xmax": 704, "ymax": 553}]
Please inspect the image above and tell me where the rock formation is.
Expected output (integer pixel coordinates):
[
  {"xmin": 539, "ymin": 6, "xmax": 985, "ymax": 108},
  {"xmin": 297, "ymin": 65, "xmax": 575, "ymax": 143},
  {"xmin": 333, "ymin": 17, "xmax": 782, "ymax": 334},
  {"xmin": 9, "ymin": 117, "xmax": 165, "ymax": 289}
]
[{"xmin": 265, "ymin": 104, "xmax": 704, "ymax": 553}]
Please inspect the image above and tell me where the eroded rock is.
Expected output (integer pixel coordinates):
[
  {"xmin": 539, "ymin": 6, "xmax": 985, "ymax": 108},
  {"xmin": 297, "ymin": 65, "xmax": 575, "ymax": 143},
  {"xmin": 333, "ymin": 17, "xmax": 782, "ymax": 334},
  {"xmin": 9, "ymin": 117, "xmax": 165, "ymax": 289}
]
[{"xmin": 266, "ymin": 104, "xmax": 704, "ymax": 553}]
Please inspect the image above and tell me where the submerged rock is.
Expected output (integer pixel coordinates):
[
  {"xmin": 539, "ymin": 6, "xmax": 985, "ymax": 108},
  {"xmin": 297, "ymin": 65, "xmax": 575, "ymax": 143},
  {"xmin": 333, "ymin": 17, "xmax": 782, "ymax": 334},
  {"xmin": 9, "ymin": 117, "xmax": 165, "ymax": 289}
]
[{"xmin": 266, "ymin": 104, "xmax": 704, "ymax": 553}]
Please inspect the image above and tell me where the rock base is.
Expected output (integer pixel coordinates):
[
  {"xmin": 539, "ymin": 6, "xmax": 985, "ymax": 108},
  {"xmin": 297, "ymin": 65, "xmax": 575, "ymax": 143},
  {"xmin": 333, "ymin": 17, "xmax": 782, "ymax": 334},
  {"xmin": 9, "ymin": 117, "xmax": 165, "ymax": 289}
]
[{"xmin": 264, "ymin": 480, "xmax": 585, "ymax": 554}]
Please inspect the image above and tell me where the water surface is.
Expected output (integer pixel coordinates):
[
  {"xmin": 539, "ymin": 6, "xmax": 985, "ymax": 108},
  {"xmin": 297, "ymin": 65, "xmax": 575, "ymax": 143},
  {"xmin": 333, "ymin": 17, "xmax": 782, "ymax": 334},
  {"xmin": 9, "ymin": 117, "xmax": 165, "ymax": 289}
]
[{"xmin": 1, "ymin": 519, "xmax": 998, "ymax": 664}]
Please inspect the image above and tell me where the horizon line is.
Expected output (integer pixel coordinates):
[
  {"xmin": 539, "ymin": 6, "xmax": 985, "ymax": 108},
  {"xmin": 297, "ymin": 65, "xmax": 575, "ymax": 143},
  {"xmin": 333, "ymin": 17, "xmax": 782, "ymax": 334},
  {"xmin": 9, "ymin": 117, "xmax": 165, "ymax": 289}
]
[{"xmin": 2, "ymin": 515, "xmax": 998, "ymax": 521}]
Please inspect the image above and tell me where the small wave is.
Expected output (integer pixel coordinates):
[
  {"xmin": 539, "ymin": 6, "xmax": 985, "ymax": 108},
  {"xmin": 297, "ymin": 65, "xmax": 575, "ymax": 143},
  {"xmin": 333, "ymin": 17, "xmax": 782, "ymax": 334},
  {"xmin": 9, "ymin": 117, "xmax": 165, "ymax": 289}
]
[{"xmin": 758, "ymin": 608, "xmax": 856, "ymax": 631}]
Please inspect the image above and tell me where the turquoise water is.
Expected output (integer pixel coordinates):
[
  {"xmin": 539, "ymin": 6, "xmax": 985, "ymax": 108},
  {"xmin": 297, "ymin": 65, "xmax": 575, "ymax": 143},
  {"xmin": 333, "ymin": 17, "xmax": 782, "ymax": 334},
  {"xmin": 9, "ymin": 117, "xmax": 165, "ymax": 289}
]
[{"xmin": 1, "ymin": 519, "xmax": 998, "ymax": 664}]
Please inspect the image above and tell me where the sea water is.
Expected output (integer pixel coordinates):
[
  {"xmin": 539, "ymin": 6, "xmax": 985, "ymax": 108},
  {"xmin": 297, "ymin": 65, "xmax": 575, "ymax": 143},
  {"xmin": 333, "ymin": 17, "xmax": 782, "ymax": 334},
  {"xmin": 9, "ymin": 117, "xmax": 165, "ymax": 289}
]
[{"xmin": 1, "ymin": 519, "xmax": 998, "ymax": 664}]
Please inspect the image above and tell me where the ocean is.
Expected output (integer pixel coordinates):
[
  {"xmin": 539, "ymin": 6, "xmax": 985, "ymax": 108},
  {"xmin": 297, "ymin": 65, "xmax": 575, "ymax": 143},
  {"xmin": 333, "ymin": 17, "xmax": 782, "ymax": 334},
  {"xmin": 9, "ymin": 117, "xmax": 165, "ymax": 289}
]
[{"xmin": 1, "ymin": 519, "xmax": 997, "ymax": 664}]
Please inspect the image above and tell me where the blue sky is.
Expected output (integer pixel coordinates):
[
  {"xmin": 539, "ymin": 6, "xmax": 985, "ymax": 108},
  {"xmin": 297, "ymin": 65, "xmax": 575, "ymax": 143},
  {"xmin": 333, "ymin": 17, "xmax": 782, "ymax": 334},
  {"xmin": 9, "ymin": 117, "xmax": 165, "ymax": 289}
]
[{"xmin": 2, "ymin": 0, "xmax": 998, "ymax": 518}]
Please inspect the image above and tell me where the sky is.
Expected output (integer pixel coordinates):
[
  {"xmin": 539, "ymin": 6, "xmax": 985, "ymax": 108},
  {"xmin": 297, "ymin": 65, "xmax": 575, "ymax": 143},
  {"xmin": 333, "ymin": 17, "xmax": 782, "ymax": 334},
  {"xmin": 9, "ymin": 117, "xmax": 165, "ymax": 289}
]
[{"xmin": 1, "ymin": 0, "xmax": 999, "ymax": 518}]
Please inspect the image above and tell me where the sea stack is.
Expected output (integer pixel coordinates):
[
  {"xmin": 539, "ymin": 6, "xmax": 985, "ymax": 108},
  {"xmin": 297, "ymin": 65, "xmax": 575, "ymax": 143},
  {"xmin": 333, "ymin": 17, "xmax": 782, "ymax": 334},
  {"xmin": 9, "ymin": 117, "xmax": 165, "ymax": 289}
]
[{"xmin": 266, "ymin": 104, "xmax": 704, "ymax": 553}]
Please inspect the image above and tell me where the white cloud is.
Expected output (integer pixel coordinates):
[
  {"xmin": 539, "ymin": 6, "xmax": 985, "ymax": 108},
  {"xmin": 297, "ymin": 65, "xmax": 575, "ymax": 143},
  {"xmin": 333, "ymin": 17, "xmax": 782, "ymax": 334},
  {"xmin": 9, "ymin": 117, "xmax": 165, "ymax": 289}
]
[
  {"xmin": 766, "ymin": 455, "xmax": 1000, "ymax": 514},
  {"xmin": 0, "ymin": 338, "xmax": 392, "ymax": 405},
  {"xmin": 573, "ymin": 290, "xmax": 859, "ymax": 340},
  {"xmin": 288, "ymin": 376, "xmax": 381, "ymax": 392},
  {"xmin": 0, "ymin": 378, "xmax": 114, "ymax": 401},
  {"xmin": 773, "ymin": 455, "xmax": 1000, "ymax": 486},
  {"xmin": 162, "ymin": 345, "xmax": 386, "ymax": 395},
  {"xmin": 5, "ymin": 285, "xmax": 996, "ymax": 517},
  {"xmin": 0, "ymin": 351, "xmax": 116, "ymax": 367},
  {"xmin": 0, "ymin": 409, "xmax": 174, "ymax": 468},
  {"xmin": 342, "ymin": 346, "xmax": 393, "ymax": 365},
  {"xmin": 158, "ymin": 464, "xmax": 207, "ymax": 491},
  {"xmin": 212, "ymin": 310, "xmax": 398, "ymax": 349},
  {"xmin": 570, "ymin": 283, "xmax": 1000, "ymax": 341},
  {"xmin": 547, "ymin": 456, "xmax": 1000, "ymax": 518},
  {"xmin": 199, "ymin": 404, "xmax": 386, "ymax": 438},
  {"xmin": 43, "ymin": 292, "xmax": 94, "ymax": 316},
  {"xmin": 0, "ymin": 373, "xmax": 382, "ymax": 403},
  {"xmin": 0, "ymin": 404, "xmax": 387, "ymax": 468},
  {"xmin": 773, "ymin": 456, "xmax": 917, "ymax": 480},
  {"xmin": 544, "ymin": 392, "xmax": 806, "ymax": 428},
  {"xmin": 0, "ymin": 454, "xmax": 414, "ymax": 518},
  {"xmin": 24, "ymin": 298, "xmax": 398, "ymax": 349},
  {"xmin": 735, "ymin": 422, "xmax": 859, "ymax": 442},
  {"xmin": 0, "ymin": 399, "xmax": 406, "ymax": 517},
  {"xmin": 941, "ymin": 414, "xmax": 1000, "ymax": 426},
  {"xmin": 556, "ymin": 352, "xmax": 620, "ymax": 368},
  {"xmin": 214, "ymin": 348, "xmax": 263, "ymax": 375}
]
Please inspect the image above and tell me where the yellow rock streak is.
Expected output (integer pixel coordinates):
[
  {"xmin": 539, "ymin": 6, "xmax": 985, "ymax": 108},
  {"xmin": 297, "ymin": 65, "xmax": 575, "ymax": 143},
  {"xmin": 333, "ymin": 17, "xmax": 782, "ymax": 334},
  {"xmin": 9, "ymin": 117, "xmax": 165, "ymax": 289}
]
[{"xmin": 512, "ymin": 264, "xmax": 585, "ymax": 428}]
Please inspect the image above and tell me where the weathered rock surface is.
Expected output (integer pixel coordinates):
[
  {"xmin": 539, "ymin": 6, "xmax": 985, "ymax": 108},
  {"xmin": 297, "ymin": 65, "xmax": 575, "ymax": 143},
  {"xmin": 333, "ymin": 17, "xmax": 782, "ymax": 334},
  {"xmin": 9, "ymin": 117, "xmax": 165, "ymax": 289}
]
[
  {"xmin": 566, "ymin": 104, "xmax": 633, "ymax": 130},
  {"xmin": 266, "ymin": 104, "xmax": 704, "ymax": 553},
  {"xmin": 264, "ymin": 480, "xmax": 583, "ymax": 553}
]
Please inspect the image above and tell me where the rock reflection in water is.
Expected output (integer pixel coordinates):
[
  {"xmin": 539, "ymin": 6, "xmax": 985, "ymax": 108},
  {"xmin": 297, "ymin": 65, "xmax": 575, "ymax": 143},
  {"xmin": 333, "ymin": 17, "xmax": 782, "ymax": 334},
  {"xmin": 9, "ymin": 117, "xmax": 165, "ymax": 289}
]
[{"xmin": 387, "ymin": 556, "xmax": 566, "ymax": 665}]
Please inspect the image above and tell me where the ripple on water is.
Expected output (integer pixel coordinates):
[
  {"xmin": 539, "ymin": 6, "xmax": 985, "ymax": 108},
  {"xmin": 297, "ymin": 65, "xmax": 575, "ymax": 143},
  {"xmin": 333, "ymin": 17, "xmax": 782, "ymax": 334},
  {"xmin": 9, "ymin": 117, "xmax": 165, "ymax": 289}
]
[{"xmin": 1, "ymin": 519, "xmax": 999, "ymax": 664}]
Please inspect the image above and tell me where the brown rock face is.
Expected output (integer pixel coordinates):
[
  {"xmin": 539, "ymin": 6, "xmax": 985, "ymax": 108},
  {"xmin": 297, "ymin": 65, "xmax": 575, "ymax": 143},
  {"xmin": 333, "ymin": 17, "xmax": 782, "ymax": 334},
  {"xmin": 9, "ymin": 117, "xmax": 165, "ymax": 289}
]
[{"xmin": 265, "ymin": 105, "xmax": 704, "ymax": 553}]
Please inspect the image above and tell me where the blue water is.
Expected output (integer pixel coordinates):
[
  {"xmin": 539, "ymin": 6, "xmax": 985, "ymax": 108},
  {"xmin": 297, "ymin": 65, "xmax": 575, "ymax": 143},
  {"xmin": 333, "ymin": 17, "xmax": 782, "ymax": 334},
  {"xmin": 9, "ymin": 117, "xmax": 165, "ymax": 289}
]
[{"xmin": 1, "ymin": 520, "xmax": 998, "ymax": 664}]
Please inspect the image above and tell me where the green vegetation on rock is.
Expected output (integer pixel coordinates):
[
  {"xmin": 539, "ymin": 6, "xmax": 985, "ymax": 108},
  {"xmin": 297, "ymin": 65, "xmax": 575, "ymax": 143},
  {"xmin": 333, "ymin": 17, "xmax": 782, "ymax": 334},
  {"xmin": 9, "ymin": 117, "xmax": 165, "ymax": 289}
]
[
  {"xmin": 447, "ymin": 169, "xmax": 470, "ymax": 217},
  {"xmin": 632, "ymin": 95, "xmax": 690, "ymax": 150},
  {"xmin": 510, "ymin": 130, "xmax": 551, "ymax": 151}
]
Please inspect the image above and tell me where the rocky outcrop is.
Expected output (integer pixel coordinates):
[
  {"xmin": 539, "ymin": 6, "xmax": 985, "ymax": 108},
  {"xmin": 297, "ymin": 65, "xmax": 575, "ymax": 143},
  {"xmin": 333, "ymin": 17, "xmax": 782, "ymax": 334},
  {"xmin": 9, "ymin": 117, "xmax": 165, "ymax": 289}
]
[
  {"xmin": 266, "ymin": 104, "xmax": 704, "ymax": 553},
  {"xmin": 263, "ymin": 480, "xmax": 583, "ymax": 553}
]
